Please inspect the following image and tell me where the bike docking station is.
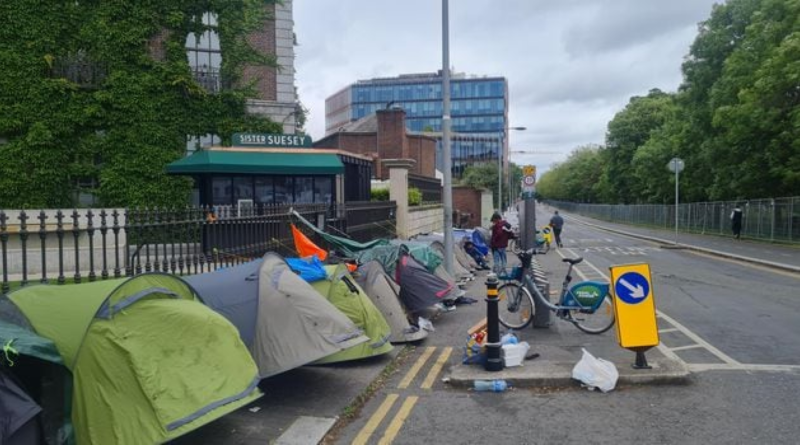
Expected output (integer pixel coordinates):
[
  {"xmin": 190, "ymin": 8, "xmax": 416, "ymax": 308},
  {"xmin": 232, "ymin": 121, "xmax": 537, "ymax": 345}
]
[{"xmin": 609, "ymin": 263, "xmax": 660, "ymax": 369}]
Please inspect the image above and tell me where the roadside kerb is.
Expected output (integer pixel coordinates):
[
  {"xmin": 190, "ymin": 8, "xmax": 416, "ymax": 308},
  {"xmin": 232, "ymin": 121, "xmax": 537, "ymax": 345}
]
[{"xmin": 446, "ymin": 349, "xmax": 692, "ymax": 389}]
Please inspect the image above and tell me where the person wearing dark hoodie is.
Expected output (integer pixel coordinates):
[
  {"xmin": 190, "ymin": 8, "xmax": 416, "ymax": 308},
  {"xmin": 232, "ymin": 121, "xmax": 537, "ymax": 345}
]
[
  {"xmin": 490, "ymin": 212, "xmax": 515, "ymax": 275},
  {"xmin": 730, "ymin": 204, "xmax": 743, "ymax": 240}
]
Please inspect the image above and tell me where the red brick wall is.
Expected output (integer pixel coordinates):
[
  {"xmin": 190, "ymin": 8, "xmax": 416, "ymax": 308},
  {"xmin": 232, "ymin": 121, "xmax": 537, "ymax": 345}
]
[
  {"xmin": 408, "ymin": 136, "xmax": 436, "ymax": 177},
  {"xmin": 242, "ymin": 3, "xmax": 277, "ymax": 100},
  {"xmin": 453, "ymin": 186, "xmax": 483, "ymax": 228},
  {"xmin": 377, "ymin": 109, "xmax": 407, "ymax": 161},
  {"xmin": 314, "ymin": 109, "xmax": 437, "ymax": 180}
]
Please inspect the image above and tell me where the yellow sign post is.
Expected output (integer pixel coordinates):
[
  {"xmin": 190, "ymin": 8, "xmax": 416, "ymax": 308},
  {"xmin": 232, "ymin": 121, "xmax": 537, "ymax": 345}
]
[{"xmin": 609, "ymin": 263, "xmax": 658, "ymax": 369}]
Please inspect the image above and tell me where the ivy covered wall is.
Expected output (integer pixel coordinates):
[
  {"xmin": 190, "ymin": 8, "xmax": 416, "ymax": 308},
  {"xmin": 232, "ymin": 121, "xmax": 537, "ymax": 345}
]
[{"xmin": 0, "ymin": 0, "xmax": 282, "ymax": 208}]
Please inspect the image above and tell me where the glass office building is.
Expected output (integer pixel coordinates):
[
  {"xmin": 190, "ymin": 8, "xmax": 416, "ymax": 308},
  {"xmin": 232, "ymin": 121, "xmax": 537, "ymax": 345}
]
[{"xmin": 326, "ymin": 71, "xmax": 509, "ymax": 177}]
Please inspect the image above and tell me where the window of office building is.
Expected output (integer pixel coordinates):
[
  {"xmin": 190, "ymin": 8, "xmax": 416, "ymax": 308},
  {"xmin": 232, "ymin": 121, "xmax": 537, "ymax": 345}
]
[{"xmin": 186, "ymin": 12, "xmax": 222, "ymax": 93}]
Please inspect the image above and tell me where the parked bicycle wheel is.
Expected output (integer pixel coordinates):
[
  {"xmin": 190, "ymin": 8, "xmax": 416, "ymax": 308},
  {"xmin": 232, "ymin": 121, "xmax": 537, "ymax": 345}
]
[
  {"xmin": 569, "ymin": 296, "xmax": 615, "ymax": 334},
  {"xmin": 497, "ymin": 282, "xmax": 535, "ymax": 329}
]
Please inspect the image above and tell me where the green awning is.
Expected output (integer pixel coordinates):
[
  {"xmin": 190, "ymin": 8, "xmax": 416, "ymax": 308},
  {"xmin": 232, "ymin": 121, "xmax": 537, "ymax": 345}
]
[{"xmin": 166, "ymin": 150, "xmax": 344, "ymax": 175}]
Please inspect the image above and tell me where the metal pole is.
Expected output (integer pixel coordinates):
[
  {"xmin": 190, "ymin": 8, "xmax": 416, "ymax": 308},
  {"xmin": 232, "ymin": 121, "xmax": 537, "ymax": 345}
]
[
  {"xmin": 674, "ymin": 167, "xmax": 679, "ymax": 245},
  {"xmin": 441, "ymin": 0, "xmax": 454, "ymax": 275},
  {"xmin": 484, "ymin": 274, "xmax": 503, "ymax": 371},
  {"xmin": 498, "ymin": 132, "xmax": 502, "ymax": 212}
]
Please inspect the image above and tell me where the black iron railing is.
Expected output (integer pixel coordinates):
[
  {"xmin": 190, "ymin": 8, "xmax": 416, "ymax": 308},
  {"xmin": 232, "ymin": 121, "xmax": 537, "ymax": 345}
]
[
  {"xmin": 409, "ymin": 174, "xmax": 442, "ymax": 203},
  {"xmin": 0, "ymin": 202, "xmax": 396, "ymax": 294}
]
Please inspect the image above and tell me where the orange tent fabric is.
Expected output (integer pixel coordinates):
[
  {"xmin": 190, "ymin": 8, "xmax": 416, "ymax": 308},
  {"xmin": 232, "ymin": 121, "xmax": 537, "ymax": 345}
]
[{"xmin": 291, "ymin": 224, "xmax": 328, "ymax": 261}]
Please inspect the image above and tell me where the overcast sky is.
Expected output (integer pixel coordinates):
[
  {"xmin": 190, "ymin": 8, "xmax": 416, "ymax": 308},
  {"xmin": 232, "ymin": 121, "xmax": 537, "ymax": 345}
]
[{"xmin": 294, "ymin": 0, "xmax": 720, "ymax": 173}]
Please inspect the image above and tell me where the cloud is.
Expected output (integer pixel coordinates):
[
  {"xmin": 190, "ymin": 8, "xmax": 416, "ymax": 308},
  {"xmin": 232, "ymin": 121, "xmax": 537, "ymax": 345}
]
[{"xmin": 293, "ymin": 0, "xmax": 719, "ymax": 167}]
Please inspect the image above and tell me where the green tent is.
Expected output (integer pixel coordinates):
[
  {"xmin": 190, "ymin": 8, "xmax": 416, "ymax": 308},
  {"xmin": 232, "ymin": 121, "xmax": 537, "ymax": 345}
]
[
  {"xmin": 5, "ymin": 273, "xmax": 262, "ymax": 445},
  {"xmin": 312, "ymin": 264, "xmax": 394, "ymax": 364}
]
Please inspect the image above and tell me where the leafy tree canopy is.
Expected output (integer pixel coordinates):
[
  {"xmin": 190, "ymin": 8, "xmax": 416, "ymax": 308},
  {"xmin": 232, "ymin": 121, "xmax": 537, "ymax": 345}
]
[{"xmin": 0, "ymin": 0, "xmax": 281, "ymax": 208}]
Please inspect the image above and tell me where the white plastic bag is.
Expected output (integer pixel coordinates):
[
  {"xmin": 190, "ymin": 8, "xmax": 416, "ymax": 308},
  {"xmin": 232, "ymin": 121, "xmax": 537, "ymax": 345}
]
[
  {"xmin": 571, "ymin": 348, "xmax": 619, "ymax": 393},
  {"xmin": 418, "ymin": 317, "xmax": 435, "ymax": 333}
]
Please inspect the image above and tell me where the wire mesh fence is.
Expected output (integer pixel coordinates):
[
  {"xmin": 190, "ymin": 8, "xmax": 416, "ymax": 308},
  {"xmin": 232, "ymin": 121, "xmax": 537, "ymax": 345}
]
[{"xmin": 550, "ymin": 197, "xmax": 800, "ymax": 244}]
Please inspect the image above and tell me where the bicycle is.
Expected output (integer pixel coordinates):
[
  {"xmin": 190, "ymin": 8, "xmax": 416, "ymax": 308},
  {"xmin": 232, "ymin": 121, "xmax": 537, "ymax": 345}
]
[{"xmin": 496, "ymin": 247, "xmax": 615, "ymax": 334}]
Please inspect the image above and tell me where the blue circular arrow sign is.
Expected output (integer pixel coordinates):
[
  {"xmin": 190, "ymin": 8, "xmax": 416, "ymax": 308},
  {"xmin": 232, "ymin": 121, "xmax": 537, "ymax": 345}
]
[{"xmin": 615, "ymin": 272, "xmax": 650, "ymax": 305}]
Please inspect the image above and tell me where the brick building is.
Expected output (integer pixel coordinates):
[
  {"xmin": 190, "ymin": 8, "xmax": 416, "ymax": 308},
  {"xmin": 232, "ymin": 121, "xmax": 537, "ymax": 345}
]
[
  {"xmin": 313, "ymin": 109, "xmax": 437, "ymax": 180},
  {"xmin": 173, "ymin": 0, "xmax": 298, "ymax": 152},
  {"xmin": 453, "ymin": 185, "xmax": 493, "ymax": 228}
]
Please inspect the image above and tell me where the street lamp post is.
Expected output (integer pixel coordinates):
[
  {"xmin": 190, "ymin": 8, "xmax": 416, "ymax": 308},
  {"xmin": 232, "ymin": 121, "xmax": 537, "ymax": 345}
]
[
  {"xmin": 441, "ymin": 0, "xmax": 454, "ymax": 275},
  {"xmin": 499, "ymin": 127, "xmax": 526, "ymax": 212},
  {"xmin": 667, "ymin": 158, "xmax": 685, "ymax": 245}
]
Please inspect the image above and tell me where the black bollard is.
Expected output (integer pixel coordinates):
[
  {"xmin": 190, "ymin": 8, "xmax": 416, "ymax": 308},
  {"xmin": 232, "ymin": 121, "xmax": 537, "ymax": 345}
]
[{"xmin": 484, "ymin": 274, "xmax": 504, "ymax": 371}]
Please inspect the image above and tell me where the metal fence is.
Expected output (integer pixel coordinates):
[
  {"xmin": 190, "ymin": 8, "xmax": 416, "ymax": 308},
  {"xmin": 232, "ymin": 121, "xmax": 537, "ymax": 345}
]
[
  {"xmin": 0, "ymin": 201, "xmax": 396, "ymax": 293},
  {"xmin": 550, "ymin": 197, "xmax": 800, "ymax": 244},
  {"xmin": 408, "ymin": 173, "xmax": 442, "ymax": 203}
]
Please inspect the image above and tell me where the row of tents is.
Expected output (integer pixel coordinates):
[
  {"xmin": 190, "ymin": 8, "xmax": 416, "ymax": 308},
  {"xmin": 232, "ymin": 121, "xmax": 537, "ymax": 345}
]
[{"xmin": 0, "ymin": 217, "xmax": 491, "ymax": 445}]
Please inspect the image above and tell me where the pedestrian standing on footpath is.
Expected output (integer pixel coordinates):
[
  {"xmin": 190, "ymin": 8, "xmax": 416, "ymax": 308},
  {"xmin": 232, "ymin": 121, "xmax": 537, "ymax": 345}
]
[
  {"xmin": 731, "ymin": 204, "xmax": 743, "ymax": 240},
  {"xmin": 550, "ymin": 210, "xmax": 565, "ymax": 248},
  {"xmin": 490, "ymin": 212, "xmax": 515, "ymax": 276}
]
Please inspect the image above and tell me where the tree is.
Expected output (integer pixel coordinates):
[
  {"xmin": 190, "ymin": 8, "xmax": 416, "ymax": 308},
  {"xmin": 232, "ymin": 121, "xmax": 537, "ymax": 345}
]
[
  {"xmin": 537, "ymin": 145, "xmax": 606, "ymax": 202},
  {"xmin": 461, "ymin": 162, "xmax": 518, "ymax": 210},
  {"xmin": 604, "ymin": 89, "xmax": 676, "ymax": 203}
]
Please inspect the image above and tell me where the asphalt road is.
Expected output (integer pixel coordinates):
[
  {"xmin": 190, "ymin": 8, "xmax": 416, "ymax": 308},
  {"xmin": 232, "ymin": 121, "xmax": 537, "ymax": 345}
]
[{"xmin": 332, "ymin": 205, "xmax": 800, "ymax": 445}]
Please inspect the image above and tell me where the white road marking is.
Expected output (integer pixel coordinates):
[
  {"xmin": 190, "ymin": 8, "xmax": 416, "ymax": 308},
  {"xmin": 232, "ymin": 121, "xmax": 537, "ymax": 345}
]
[
  {"xmin": 669, "ymin": 344, "xmax": 704, "ymax": 352},
  {"xmin": 558, "ymin": 244, "xmax": 794, "ymax": 373},
  {"xmin": 688, "ymin": 363, "xmax": 800, "ymax": 373},
  {"xmin": 656, "ymin": 311, "xmax": 740, "ymax": 365}
]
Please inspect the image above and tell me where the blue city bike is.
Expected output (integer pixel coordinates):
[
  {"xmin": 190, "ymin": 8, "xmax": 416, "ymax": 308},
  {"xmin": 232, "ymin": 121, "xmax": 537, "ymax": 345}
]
[{"xmin": 496, "ymin": 247, "xmax": 615, "ymax": 334}]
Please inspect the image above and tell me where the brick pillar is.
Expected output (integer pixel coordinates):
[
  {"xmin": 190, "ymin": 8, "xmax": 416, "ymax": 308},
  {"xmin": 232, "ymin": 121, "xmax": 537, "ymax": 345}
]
[{"xmin": 384, "ymin": 159, "xmax": 416, "ymax": 240}]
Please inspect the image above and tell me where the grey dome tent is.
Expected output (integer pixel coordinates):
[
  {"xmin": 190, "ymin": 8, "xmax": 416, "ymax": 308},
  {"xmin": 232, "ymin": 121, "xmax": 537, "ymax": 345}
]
[
  {"xmin": 395, "ymin": 251, "xmax": 453, "ymax": 312},
  {"xmin": 185, "ymin": 253, "xmax": 369, "ymax": 378},
  {"xmin": 355, "ymin": 261, "xmax": 427, "ymax": 343}
]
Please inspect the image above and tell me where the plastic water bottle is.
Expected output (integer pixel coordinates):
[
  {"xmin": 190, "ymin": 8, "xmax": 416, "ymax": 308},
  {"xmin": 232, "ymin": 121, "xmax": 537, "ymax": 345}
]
[{"xmin": 473, "ymin": 379, "xmax": 508, "ymax": 392}]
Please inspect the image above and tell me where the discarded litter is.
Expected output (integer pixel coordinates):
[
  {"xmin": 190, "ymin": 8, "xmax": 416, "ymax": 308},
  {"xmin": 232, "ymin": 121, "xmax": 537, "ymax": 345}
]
[
  {"xmin": 473, "ymin": 379, "xmax": 508, "ymax": 392},
  {"xmin": 418, "ymin": 317, "xmax": 435, "ymax": 332},
  {"xmin": 501, "ymin": 331, "xmax": 519, "ymax": 345},
  {"xmin": 571, "ymin": 348, "xmax": 619, "ymax": 393},
  {"xmin": 502, "ymin": 341, "xmax": 530, "ymax": 367},
  {"xmin": 248, "ymin": 406, "xmax": 261, "ymax": 413}
]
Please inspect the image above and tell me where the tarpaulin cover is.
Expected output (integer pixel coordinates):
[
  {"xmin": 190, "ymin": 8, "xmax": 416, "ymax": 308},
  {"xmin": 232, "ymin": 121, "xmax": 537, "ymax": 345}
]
[
  {"xmin": 471, "ymin": 229, "xmax": 489, "ymax": 255},
  {"xmin": 393, "ymin": 241, "xmax": 443, "ymax": 272},
  {"xmin": 291, "ymin": 210, "xmax": 388, "ymax": 257},
  {"xmin": 356, "ymin": 243, "xmax": 444, "ymax": 276},
  {"xmin": 291, "ymin": 224, "xmax": 327, "ymax": 261},
  {"xmin": 286, "ymin": 256, "xmax": 328, "ymax": 282}
]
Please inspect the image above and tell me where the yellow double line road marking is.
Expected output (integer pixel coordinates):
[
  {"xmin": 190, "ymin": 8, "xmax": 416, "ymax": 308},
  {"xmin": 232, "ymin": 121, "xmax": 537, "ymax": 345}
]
[
  {"xmin": 397, "ymin": 346, "xmax": 436, "ymax": 389},
  {"xmin": 353, "ymin": 346, "xmax": 452, "ymax": 444}
]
